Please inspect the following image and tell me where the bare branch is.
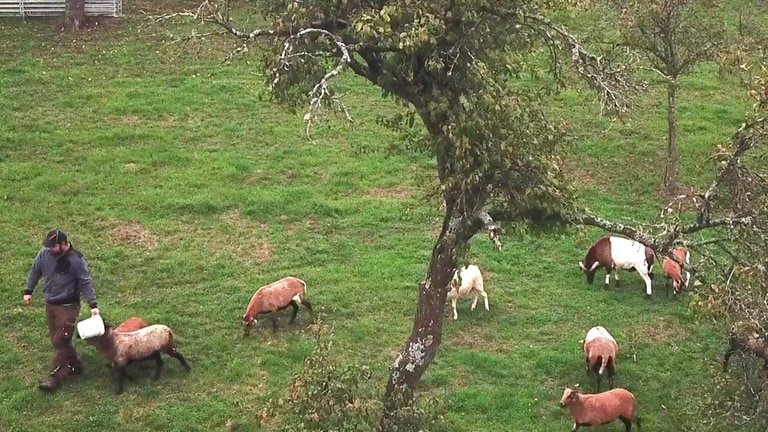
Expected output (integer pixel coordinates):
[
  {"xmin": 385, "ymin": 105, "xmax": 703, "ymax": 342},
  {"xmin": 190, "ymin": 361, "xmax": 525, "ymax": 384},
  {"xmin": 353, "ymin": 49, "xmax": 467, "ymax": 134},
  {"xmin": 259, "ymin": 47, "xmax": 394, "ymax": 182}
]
[{"xmin": 277, "ymin": 28, "xmax": 353, "ymax": 137}]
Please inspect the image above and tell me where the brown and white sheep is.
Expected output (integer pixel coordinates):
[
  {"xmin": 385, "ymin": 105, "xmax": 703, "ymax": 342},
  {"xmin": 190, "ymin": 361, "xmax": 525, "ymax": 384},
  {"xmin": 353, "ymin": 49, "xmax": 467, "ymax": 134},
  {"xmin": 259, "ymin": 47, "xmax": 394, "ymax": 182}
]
[
  {"xmin": 662, "ymin": 246, "xmax": 690, "ymax": 297},
  {"xmin": 581, "ymin": 326, "xmax": 619, "ymax": 391},
  {"xmin": 242, "ymin": 276, "xmax": 313, "ymax": 336},
  {"xmin": 723, "ymin": 321, "xmax": 768, "ymax": 372},
  {"xmin": 85, "ymin": 323, "xmax": 191, "ymax": 394},
  {"xmin": 560, "ymin": 386, "xmax": 641, "ymax": 432},
  {"xmin": 578, "ymin": 236, "xmax": 655, "ymax": 297},
  {"xmin": 108, "ymin": 316, "xmax": 151, "ymax": 379},
  {"xmin": 447, "ymin": 265, "xmax": 489, "ymax": 321}
]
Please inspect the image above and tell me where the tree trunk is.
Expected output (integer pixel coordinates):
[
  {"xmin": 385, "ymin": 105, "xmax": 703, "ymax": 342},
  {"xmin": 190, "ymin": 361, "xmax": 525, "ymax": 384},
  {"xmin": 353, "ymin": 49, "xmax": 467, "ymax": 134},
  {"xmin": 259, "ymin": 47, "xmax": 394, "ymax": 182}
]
[
  {"xmin": 380, "ymin": 218, "xmax": 458, "ymax": 430},
  {"xmin": 65, "ymin": 0, "xmax": 86, "ymax": 31},
  {"xmin": 664, "ymin": 80, "xmax": 679, "ymax": 198}
]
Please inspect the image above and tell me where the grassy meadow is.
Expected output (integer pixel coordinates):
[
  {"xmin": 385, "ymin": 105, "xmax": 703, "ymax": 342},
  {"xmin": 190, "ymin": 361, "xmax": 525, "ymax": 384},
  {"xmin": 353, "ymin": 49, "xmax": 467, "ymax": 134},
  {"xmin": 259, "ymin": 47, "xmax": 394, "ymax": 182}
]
[{"xmin": 0, "ymin": 2, "xmax": 760, "ymax": 431}]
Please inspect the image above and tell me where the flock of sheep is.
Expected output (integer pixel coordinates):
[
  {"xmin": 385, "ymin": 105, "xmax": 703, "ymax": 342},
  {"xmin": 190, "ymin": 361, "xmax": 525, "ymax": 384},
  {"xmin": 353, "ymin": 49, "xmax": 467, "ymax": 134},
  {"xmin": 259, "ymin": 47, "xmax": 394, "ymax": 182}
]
[
  {"xmin": 72, "ymin": 233, "xmax": 768, "ymax": 431},
  {"xmin": 449, "ymin": 234, "xmax": 768, "ymax": 431}
]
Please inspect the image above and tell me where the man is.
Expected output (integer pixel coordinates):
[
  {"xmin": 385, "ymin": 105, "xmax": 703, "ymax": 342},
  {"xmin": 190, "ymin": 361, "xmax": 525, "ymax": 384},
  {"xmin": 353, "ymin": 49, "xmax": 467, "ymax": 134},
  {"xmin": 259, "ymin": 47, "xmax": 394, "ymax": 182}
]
[{"xmin": 23, "ymin": 229, "xmax": 100, "ymax": 393}]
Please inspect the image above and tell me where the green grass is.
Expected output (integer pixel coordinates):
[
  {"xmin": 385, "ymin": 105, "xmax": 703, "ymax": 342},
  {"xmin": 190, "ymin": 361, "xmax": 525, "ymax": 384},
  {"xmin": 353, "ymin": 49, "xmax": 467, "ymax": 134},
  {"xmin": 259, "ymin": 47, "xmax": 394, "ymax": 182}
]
[{"xmin": 0, "ymin": 2, "xmax": 759, "ymax": 432}]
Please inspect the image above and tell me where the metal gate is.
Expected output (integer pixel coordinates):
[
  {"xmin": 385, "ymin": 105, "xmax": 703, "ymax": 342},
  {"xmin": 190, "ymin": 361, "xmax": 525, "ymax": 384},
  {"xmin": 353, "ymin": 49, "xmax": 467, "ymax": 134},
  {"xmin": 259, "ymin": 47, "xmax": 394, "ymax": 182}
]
[{"xmin": 0, "ymin": 0, "xmax": 122, "ymax": 17}]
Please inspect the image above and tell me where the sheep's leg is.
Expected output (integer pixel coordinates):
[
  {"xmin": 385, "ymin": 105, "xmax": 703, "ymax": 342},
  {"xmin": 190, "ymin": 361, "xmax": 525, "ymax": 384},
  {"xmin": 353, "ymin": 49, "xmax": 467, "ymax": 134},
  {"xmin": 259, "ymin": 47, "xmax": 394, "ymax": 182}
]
[
  {"xmin": 619, "ymin": 416, "xmax": 633, "ymax": 432},
  {"xmin": 270, "ymin": 312, "xmax": 280, "ymax": 332},
  {"xmin": 152, "ymin": 353, "xmax": 164, "ymax": 381},
  {"xmin": 665, "ymin": 278, "xmax": 670, "ymax": 297},
  {"xmin": 113, "ymin": 366, "xmax": 126, "ymax": 395},
  {"xmin": 481, "ymin": 290, "xmax": 489, "ymax": 311},
  {"xmin": 289, "ymin": 301, "xmax": 300, "ymax": 324},
  {"xmin": 604, "ymin": 270, "xmax": 611, "ymax": 287},
  {"xmin": 723, "ymin": 348, "xmax": 735, "ymax": 372},
  {"xmin": 595, "ymin": 373, "xmax": 601, "ymax": 392},
  {"xmin": 570, "ymin": 422, "xmax": 581, "ymax": 432},
  {"xmin": 640, "ymin": 271, "xmax": 653, "ymax": 297},
  {"xmin": 168, "ymin": 350, "xmax": 191, "ymax": 372},
  {"xmin": 607, "ymin": 360, "xmax": 616, "ymax": 389},
  {"xmin": 301, "ymin": 299, "xmax": 313, "ymax": 314},
  {"xmin": 470, "ymin": 294, "xmax": 478, "ymax": 311},
  {"xmin": 451, "ymin": 298, "xmax": 458, "ymax": 320},
  {"xmin": 614, "ymin": 269, "xmax": 621, "ymax": 288}
]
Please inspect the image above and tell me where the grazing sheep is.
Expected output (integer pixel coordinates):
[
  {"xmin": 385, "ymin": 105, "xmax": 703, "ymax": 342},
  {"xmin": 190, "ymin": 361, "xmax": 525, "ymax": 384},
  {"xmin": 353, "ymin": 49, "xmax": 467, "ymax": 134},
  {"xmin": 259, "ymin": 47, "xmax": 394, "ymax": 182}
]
[
  {"xmin": 242, "ymin": 277, "xmax": 312, "ymax": 336},
  {"xmin": 662, "ymin": 247, "xmax": 690, "ymax": 297},
  {"xmin": 581, "ymin": 326, "xmax": 619, "ymax": 391},
  {"xmin": 85, "ymin": 323, "xmax": 191, "ymax": 394},
  {"xmin": 447, "ymin": 265, "xmax": 488, "ymax": 321},
  {"xmin": 115, "ymin": 317, "xmax": 148, "ymax": 333},
  {"xmin": 560, "ymin": 386, "xmax": 641, "ymax": 432},
  {"xmin": 723, "ymin": 322, "xmax": 768, "ymax": 372},
  {"xmin": 578, "ymin": 236, "xmax": 655, "ymax": 297}
]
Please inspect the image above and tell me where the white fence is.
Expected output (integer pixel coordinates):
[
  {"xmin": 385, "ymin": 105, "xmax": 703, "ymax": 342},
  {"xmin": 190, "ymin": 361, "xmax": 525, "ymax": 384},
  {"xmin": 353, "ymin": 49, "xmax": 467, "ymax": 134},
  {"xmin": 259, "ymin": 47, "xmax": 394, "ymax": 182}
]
[{"xmin": 0, "ymin": 0, "xmax": 122, "ymax": 17}]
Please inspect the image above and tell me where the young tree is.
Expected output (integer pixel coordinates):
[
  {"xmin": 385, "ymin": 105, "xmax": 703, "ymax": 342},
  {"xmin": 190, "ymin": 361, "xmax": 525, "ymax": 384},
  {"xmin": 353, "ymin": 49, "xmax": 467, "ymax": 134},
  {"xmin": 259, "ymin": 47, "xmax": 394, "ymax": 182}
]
[
  {"xmin": 607, "ymin": 0, "xmax": 726, "ymax": 199},
  {"xmin": 164, "ymin": 0, "xmax": 638, "ymax": 423}
]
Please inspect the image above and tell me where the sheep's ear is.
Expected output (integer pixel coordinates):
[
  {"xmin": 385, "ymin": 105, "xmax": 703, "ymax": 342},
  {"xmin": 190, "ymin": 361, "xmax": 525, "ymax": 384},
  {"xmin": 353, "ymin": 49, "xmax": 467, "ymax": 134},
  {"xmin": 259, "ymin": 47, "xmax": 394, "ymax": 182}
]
[
  {"xmin": 578, "ymin": 261, "xmax": 586, "ymax": 271},
  {"xmin": 578, "ymin": 339, "xmax": 584, "ymax": 344}
]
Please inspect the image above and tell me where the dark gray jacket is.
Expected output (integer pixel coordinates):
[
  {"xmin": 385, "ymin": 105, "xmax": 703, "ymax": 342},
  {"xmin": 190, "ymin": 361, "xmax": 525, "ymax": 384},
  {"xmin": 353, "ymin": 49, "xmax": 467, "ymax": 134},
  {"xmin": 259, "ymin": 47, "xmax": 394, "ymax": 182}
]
[{"xmin": 25, "ymin": 246, "xmax": 97, "ymax": 308}]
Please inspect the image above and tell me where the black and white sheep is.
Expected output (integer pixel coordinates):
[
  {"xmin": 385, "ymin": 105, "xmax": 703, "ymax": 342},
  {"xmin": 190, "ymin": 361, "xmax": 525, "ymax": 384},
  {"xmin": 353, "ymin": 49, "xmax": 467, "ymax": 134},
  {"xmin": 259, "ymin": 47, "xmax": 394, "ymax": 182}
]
[
  {"xmin": 85, "ymin": 323, "xmax": 191, "ymax": 394},
  {"xmin": 447, "ymin": 265, "xmax": 489, "ymax": 321},
  {"xmin": 560, "ymin": 386, "xmax": 641, "ymax": 432},
  {"xmin": 242, "ymin": 276, "xmax": 313, "ymax": 336},
  {"xmin": 578, "ymin": 236, "xmax": 655, "ymax": 297}
]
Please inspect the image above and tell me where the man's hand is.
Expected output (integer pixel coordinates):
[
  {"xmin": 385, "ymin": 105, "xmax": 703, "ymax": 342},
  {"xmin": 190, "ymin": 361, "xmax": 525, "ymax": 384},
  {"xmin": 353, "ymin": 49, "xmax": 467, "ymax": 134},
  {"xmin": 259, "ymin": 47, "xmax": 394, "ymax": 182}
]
[
  {"xmin": 23, "ymin": 295, "xmax": 32, "ymax": 306},
  {"xmin": 90, "ymin": 308, "xmax": 100, "ymax": 316}
]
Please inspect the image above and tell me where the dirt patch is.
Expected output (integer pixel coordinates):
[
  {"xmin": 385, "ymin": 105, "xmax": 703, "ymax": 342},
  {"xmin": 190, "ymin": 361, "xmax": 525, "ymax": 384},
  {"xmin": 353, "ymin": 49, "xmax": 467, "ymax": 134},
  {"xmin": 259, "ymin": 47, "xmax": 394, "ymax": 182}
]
[
  {"xmin": 369, "ymin": 184, "xmax": 411, "ymax": 200},
  {"xmin": 105, "ymin": 220, "xmax": 158, "ymax": 250},
  {"xmin": 562, "ymin": 155, "xmax": 615, "ymax": 190},
  {"xmin": 285, "ymin": 218, "xmax": 321, "ymax": 233},
  {"xmin": 449, "ymin": 324, "xmax": 512, "ymax": 354},
  {"xmin": 628, "ymin": 318, "xmax": 688, "ymax": 344},
  {"xmin": 219, "ymin": 210, "xmax": 272, "ymax": 264}
]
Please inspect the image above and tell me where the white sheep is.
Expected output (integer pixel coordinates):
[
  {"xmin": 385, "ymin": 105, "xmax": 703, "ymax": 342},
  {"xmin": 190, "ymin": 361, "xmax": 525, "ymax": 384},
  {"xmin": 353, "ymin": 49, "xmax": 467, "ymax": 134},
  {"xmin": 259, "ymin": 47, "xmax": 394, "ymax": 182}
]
[
  {"xmin": 447, "ymin": 265, "xmax": 488, "ymax": 321},
  {"xmin": 581, "ymin": 326, "xmax": 619, "ymax": 391},
  {"xmin": 85, "ymin": 323, "xmax": 191, "ymax": 394},
  {"xmin": 242, "ymin": 276, "xmax": 313, "ymax": 335},
  {"xmin": 560, "ymin": 386, "xmax": 641, "ymax": 431}
]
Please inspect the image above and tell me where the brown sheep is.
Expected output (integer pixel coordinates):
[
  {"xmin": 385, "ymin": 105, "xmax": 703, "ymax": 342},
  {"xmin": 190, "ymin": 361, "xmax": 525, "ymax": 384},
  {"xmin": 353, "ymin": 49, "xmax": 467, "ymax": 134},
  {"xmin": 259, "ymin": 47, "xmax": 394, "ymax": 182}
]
[
  {"xmin": 115, "ymin": 316, "xmax": 148, "ymax": 333},
  {"xmin": 560, "ymin": 386, "xmax": 641, "ymax": 431},
  {"xmin": 242, "ymin": 277, "xmax": 312, "ymax": 336},
  {"xmin": 662, "ymin": 246, "xmax": 690, "ymax": 297}
]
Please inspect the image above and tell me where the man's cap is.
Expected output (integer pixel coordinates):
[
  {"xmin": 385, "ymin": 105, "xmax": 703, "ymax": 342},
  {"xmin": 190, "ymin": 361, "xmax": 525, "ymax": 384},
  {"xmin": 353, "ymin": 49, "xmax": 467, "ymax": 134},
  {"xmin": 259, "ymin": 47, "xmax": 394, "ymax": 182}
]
[{"xmin": 43, "ymin": 229, "xmax": 68, "ymax": 248}]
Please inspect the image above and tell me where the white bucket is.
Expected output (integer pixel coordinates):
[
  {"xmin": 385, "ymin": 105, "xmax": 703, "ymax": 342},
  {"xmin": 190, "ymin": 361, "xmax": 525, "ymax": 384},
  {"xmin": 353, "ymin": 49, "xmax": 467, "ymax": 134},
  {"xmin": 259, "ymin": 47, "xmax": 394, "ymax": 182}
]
[{"xmin": 77, "ymin": 314, "xmax": 105, "ymax": 339}]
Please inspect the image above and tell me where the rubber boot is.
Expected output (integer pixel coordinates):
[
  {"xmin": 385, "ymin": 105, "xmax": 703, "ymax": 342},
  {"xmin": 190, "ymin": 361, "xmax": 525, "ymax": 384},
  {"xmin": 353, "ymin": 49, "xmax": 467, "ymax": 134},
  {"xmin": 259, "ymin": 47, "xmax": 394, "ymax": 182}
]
[{"xmin": 38, "ymin": 367, "xmax": 62, "ymax": 393}]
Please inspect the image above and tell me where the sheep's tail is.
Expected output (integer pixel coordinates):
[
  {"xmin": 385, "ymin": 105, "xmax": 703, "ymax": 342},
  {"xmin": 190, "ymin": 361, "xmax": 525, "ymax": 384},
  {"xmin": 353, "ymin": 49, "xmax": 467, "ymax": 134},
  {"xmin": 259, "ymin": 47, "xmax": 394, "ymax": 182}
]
[{"xmin": 599, "ymin": 355, "xmax": 609, "ymax": 376}]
